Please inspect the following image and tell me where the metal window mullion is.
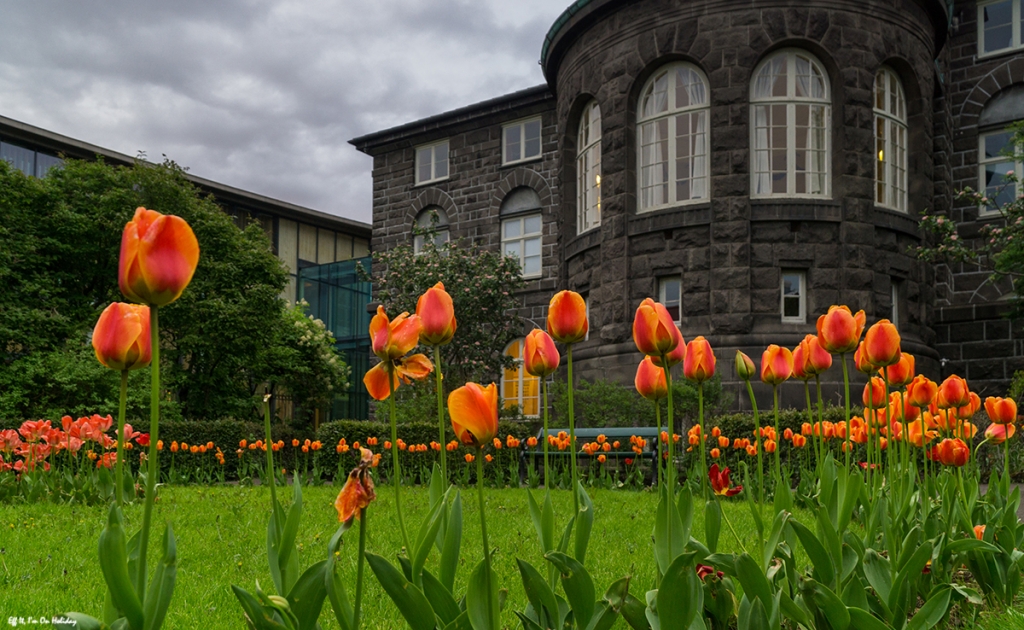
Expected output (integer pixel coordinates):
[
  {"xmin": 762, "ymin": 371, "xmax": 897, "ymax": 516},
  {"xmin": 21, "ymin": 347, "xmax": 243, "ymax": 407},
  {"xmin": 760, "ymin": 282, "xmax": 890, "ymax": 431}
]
[
  {"xmin": 788, "ymin": 103, "xmax": 797, "ymax": 195},
  {"xmin": 667, "ymin": 113, "xmax": 677, "ymax": 205}
]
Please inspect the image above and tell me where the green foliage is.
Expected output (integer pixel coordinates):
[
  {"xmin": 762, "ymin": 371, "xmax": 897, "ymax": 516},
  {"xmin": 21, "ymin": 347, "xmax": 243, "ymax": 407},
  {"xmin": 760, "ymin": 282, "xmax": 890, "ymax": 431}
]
[
  {"xmin": 549, "ymin": 375, "xmax": 730, "ymax": 429},
  {"xmin": 0, "ymin": 158, "xmax": 347, "ymax": 423},
  {"xmin": 367, "ymin": 220, "xmax": 525, "ymax": 385}
]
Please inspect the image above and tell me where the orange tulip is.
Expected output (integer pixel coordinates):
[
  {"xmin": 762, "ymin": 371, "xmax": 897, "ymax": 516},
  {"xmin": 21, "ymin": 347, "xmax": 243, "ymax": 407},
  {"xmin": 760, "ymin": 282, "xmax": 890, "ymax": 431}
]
[
  {"xmin": 906, "ymin": 375, "xmax": 938, "ymax": 409},
  {"xmin": 791, "ymin": 343, "xmax": 811, "ymax": 381},
  {"xmin": 651, "ymin": 323, "xmax": 686, "ymax": 368},
  {"xmin": 524, "ymin": 329, "xmax": 560, "ymax": 377},
  {"xmin": 632, "ymin": 298, "xmax": 679, "ymax": 357},
  {"xmin": 735, "ymin": 351, "xmax": 756, "ymax": 381},
  {"xmin": 465, "ymin": 453, "xmax": 475, "ymax": 463},
  {"xmin": 935, "ymin": 437, "xmax": 969, "ymax": 466},
  {"xmin": 853, "ymin": 342, "xmax": 876, "ymax": 375},
  {"xmin": 335, "ymin": 448, "xmax": 376, "ymax": 523},
  {"xmin": 527, "ymin": 436, "xmax": 538, "ymax": 447},
  {"xmin": 795, "ymin": 334, "xmax": 832, "ymax": 378},
  {"xmin": 118, "ymin": 207, "xmax": 200, "ymax": 306},
  {"xmin": 683, "ymin": 336, "xmax": 716, "ymax": 382},
  {"xmin": 906, "ymin": 419, "xmax": 937, "ymax": 447},
  {"xmin": 760, "ymin": 345, "xmax": 793, "ymax": 385},
  {"xmin": 597, "ymin": 454, "xmax": 606, "ymax": 463},
  {"xmin": 709, "ymin": 448, "xmax": 720, "ymax": 459},
  {"xmin": 764, "ymin": 440, "xmax": 777, "ymax": 453},
  {"xmin": 884, "ymin": 353, "xmax": 915, "ymax": 387},
  {"xmin": 363, "ymin": 353, "xmax": 433, "ymax": 401},
  {"xmin": 936, "ymin": 375, "xmax": 970, "ymax": 410},
  {"xmin": 635, "ymin": 357, "xmax": 668, "ymax": 400},
  {"xmin": 92, "ymin": 302, "xmax": 152, "ymax": 372},
  {"xmin": 449, "ymin": 382, "xmax": 499, "ymax": 447},
  {"xmin": 985, "ymin": 396, "xmax": 1018, "ymax": 424},
  {"xmin": 863, "ymin": 377, "xmax": 887, "ymax": 409},
  {"xmin": 863, "ymin": 320, "xmax": 901, "ymax": 367},
  {"xmin": 816, "ymin": 305, "xmax": 866, "ymax": 354},
  {"xmin": 974, "ymin": 525, "xmax": 986, "ymax": 540},
  {"xmin": 958, "ymin": 392, "xmax": 981, "ymax": 419},
  {"xmin": 369, "ymin": 305, "xmax": 421, "ymax": 361},
  {"xmin": 985, "ymin": 422, "xmax": 1016, "ymax": 444},
  {"xmin": 547, "ymin": 290, "xmax": 588, "ymax": 345},
  {"xmin": 792, "ymin": 434, "xmax": 807, "ymax": 448},
  {"xmin": 416, "ymin": 282, "xmax": 457, "ymax": 346}
]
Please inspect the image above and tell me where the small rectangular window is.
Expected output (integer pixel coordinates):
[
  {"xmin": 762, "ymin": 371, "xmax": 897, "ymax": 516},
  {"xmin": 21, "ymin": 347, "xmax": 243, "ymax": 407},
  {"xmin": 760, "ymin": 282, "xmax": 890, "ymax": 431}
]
[
  {"xmin": 979, "ymin": 0, "xmax": 1022, "ymax": 55},
  {"xmin": 978, "ymin": 130, "xmax": 1022, "ymax": 216},
  {"xmin": 500, "ymin": 214, "xmax": 543, "ymax": 278},
  {"xmin": 415, "ymin": 140, "xmax": 449, "ymax": 185},
  {"xmin": 502, "ymin": 117, "xmax": 543, "ymax": 165},
  {"xmin": 780, "ymin": 270, "xmax": 806, "ymax": 323},
  {"xmin": 658, "ymin": 276, "xmax": 682, "ymax": 324}
]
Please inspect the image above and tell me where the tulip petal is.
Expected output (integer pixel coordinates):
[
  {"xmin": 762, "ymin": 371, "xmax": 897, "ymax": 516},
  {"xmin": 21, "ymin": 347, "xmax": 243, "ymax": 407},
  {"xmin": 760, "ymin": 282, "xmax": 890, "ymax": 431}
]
[
  {"xmin": 363, "ymin": 363, "xmax": 398, "ymax": 401},
  {"xmin": 448, "ymin": 382, "xmax": 498, "ymax": 446}
]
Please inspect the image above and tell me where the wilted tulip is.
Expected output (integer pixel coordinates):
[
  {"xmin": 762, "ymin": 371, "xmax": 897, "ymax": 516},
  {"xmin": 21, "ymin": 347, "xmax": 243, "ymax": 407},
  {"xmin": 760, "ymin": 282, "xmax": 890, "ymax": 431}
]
[
  {"xmin": 416, "ymin": 282, "xmax": 457, "ymax": 346},
  {"xmin": 760, "ymin": 345, "xmax": 793, "ymax": 385},
  {"xmin": 547, "ymin": 290, "xmax": 588, "ymax": 345},
  {"xmin": 632, "ymin": 298, "xmax": 679, "ymax": 357},
  {"xmin": 816, "ymin": 305, "xmax": 866, "ymax": 354},
  {"xmin": 683, "ymin": 336, "xmax": 716, "ymax": 382},
  {"xmin": 118, "ymin": 207, "xmax": 200, "ymax": 306},
  {"xmin": 524, "ymin": 329, "xmax": 560, "ymax": 377},
  {"xmin": 985, "ymin": 396, "xmax": 1018, "ymax": 424},
  {"xmin": 635, "ymin": 357, "xmax": 668, "ymax": 400},
  {"xmin": 92, "ymin": 303, "xmax": 152, "ymax": 372},
  {"xmin": 449, "ymin": 382, "xmax": 499, "ymax": 447},
  {"xmin": 334, "ymin": 448, "xmax": 377, "ymax": 523},
  {"xmin": 369, "ymin": 305, "xmax": 421, "ymax": 361},
  {"xmin": 863, "ymin": 320, "xmax": 901, "ymax": 367}
]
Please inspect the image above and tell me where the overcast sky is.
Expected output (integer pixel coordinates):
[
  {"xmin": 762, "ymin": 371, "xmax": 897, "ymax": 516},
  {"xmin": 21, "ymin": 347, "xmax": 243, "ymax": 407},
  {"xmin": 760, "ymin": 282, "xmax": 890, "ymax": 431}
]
[{"xmin": 0, "ymin": 1, "xmax": 565, "ymax": 223}]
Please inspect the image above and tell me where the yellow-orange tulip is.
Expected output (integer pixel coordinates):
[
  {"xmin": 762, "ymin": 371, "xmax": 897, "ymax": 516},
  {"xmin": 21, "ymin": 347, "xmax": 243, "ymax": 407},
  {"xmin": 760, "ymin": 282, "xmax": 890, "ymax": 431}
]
[
  {"xmin": 416, "ymin": 282, "xmax": 457, "ymax": 346},
  {"xmin": 936, "ymin": 375, "xmax": 970, "ymax": 410},
  {"xmin": 547, "ymin": 290, "xmax": 588, "ymax": 344},
  {"xmin": 635, "ymin": 357, "xmax": 668, "ymax": 400},
  {"xmin": 678, "ymin": 336, "xmax": 712, "ymax": 382},
  {"xmin": 816, "ymin": 305, "xmax": 866, "ymax": 354},
  {"xmin": 524, "ymin": 329, "xmax": 560, "ymax": 377},
  {"xmin": 985, "ymin": 422, "xmax": 1016, "ymax": 444},
  {"xmin": 985, "ymin": 396, "xmax": 1018, "ymax": 425},
  {"xmin": 449, "ymin": 382, "xmax": 499, "ymax": 447},
  {"xmin": 884, "ymin": 352, "xmax": 915, "ymax": 387},
  {"xmin": 369, "ymin": 306, "xmax": 421, "ymax": 361},
  {"xmin": 863, "ymin": 319, "xmax": 901, "ymax": 367},
  {"xmin": 651, "ymin": 323, "xmax": 686, "ymax": 368},
  {"xmin": 92, "ymin": 302, "xmax": 152, "ymax": 372},
  {"xmin": 735, "ymin": 351, "xmax": 756, "ymax": 381},
  {"xmin": 906, "ymin": 374, "xmax": 937, "ymax": 409},
  {"xmin": 760, "ymin": 345, "xmax": 793, "ymax": 385},
  {"xmin": 958, "ymin": 391, "xmax": 981, "ymax": 419},
  {"xmin": 632, "ymin": 298, "xmax": 679, "ymax": 357},
  {"xmin": 118, "ymin": 207, "xmax": 200, "ymax": 306},
  {"xmin": 863, "ymin": 377, "xmax": 887, "ymax": 409},
  {"xmin": 906, "ymin": 419, "xmax": 938, "ymax": 447}
]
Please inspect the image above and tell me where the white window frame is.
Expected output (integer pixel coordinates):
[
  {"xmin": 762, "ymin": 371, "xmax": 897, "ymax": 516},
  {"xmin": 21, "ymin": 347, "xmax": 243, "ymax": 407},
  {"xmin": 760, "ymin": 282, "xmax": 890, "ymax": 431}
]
[
  {"xmin": 874, "ymin": 67, "xmax": 908, "ymax": 212},
  {"xmin": 978, "ymin": 0, "xmax": 1024, "ymax": 57},
  {"xmin": 501, "ymin": 214, "xmax": 543, "ymax": 279},
  {"xmin": 415, "ymin": 140, "xmax": 449, "ymax": 185},
  {"xmin": 577, "ymin": 101, "xmax": 602, "ymax": 234},
  {"xmin": 503, "ymin": 339, "xmax": 540, "ymax": 417},
  {"xmin": 780, "ymin": 270, "xmax": 806, "ymax": 324},
  {"xmin": 413, "ymin": 207, "xmax": 450, "ymax": 255},
  {"xmin": 502, "ymin": 117, "xmax": 543, "ymax": 166},
  {"xmin": 978, "ymin": 128, "xmax": 1023, "ymax": 217},
  {"xmin": 750, "ymin": 50, "xmax": 831, "ymax": 199},
  {"xmin": 636, "ymin": 62, "xmax": 710, "ymax": 213},
  {"xmin": 658, "ymin": 276, "xmax": 682, "ymax": 324}
]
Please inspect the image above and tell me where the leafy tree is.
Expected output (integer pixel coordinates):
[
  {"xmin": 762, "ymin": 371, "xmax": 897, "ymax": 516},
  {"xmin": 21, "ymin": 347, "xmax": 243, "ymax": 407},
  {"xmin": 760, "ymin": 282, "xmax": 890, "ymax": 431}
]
[
  {"xmin": 0, "ymin": 158, "xmax": 348, "ymax": 422},
  {"xmin": 368, "ymin": 220, "xmax": 525, "ymax": 387}
]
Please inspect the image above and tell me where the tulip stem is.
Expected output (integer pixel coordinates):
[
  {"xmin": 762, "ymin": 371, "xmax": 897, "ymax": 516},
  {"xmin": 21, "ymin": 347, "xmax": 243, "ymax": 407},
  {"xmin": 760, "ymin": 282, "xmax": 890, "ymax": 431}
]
[
  {"xmin": 386, "ymin": 365, "xmax": 411, "ymax": 555},
  {"xmin": 137, "ymin": 305, "xmax": 160, "ymax": 600},
  {"xmin": 655, "ymin": 402, "xmax": 662, "ymax": 490},
  {"xmin": 115, "ymin": 370, "xmax": 128, "ymax": 508},
  {"xmin": 841, "ymin": 353, "xmax": 852, "ymax": 472},
  {"xmin": 814, "ymin": 375, "xmax": 825, "ymax": 472},
  {"xmin": 662, "ymin": 359, "xmax": 675, "ymax": 491},
  {"xmin": 567, "ymin": 345, "xmax": 579, "ymax": 519},
  {"xmin": 542, "ymin": 378, "xmax": 550, "ymax": 490},
  {"xmin": 263, "ymin": 393, "xmax": 279, "ymax": 514},
  {"xmin": 803, "ymin": 381, "xmax": 817, "ymax": 475},
  {"xmin": 699, "ymin": 382, "xmax": 708, "ymax": 499},
  {"xmin": 772, "ymin": 385, "xmax": 782, "ymax": 486},
  {"xmin": 1005, "ymin": 435, "xmax": 1012, "ymax": 495},
  {"xmin": 354, "ymin": 507, "xmax": 367, "ymax": 630},
  {"xmin": 476, "ymin": 451, "xmax": 495, "ymax": 627},
  {"xmin": 720, "ymin": 497, "xmax": 748, "ymax": 556},
  {"xmin": 744, "ymin": 380, "xmax": 765, "ymax": 506},
  {"xmin": 433, "ymin": 345, "xmax": 447, "ymax": 486}
]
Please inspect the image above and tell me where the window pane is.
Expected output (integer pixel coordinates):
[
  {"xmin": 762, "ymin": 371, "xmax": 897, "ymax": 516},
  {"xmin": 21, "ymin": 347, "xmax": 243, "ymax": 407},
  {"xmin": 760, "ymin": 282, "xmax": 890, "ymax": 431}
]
[
  {"xmin": 524, "ymin": 255, "xmax": 541, "ymax": 276},
  {"xmin": 504, "ymin": 219, "xmax": 521, "ymax": 239},
  {"xmin": 434, "ymin": 143, "xmax": 448, "ymax": 179},
  {"xmin": 642, "ymin": 72, "xmax": 669, "ymax": 117},
  {"xmin": 525, "ymin": 119, "xmax": 541, "ymax": 158},
  {"xmin": 433, "ymin": 230, "xmax": 449, "ymax": 248},
  {"xmin": 524, "ymin": 215, "xmax": 542, "ymax": 234},
  {"xmin": 524, "ymin": 236, "xmax": 541, "ymax": 257},
  {"xmin": 505, "ymin": 241, "xmax": 521, "ymax": 260},
  {"xmin": 0, "ymin": 142, "xmax": 35, "ymax": 176},
  {"xmin": 983, "ymin": 1, "xmax": 1014, "ymax": 53},
  {"xmin": 984, "ymin": 161, "xmax": 1017, "ymax": 207},
  {"xmin": 505, "ymin": 126, "xmax": 521, "ymax": 162},
  {"xmin": 417, "ymin": 147, "xmax": 432, "ymax": 182},
  {"xmin": 985, "ymin": 132, "xmax": 1013, "ymax": 159},
  {"xmin": 783, "ymin": 274, "xmax": 801, "ymax": 296},
  {"xmin": 35, "ymin": 153, "xmax": 62, "ymax": 177},
  {"xmin": 784, "ymin": 296, "xmax": 801, "ymax": 318}
]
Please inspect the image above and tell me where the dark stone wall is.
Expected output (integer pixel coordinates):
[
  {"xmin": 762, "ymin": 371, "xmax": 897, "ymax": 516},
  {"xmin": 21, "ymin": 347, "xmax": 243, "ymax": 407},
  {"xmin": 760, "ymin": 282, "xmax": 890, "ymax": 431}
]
[{"xmin": 548, "ymin": 0, "xmax": 941, "ymax": 406}]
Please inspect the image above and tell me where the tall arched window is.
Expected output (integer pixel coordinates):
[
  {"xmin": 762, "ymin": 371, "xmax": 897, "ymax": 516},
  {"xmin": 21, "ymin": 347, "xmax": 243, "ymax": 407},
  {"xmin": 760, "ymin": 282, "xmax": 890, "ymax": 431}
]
[
  {"xmin": 751, "ymin": 50, "xmax": 830, "ymax": 197},
  {"xmin": 502, "ymin": 339, "xmax": 539, "ymax": 416},
  {"xmin": 577, "ymin": 100, "xmax": 602, "ymax": 233},
  {"xmin": 874, "ymin": 67, "xmax": 908, "ymax": 212},
  {"xmin": 637, "ymin": 63, "xmax": 709, "ymax": 211},
  {"xmin": 413, "ymin": 206, "xmax": 449, "ymax": 254}
]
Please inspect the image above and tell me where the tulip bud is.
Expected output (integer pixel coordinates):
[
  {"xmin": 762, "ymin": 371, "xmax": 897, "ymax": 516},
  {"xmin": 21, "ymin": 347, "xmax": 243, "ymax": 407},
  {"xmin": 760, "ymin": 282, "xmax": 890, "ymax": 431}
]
[
  {"xmin": 683, "ymin": 336, "xmax": 716, "ymax": 382},
  {"xmin": 632, "ymin": 298, "xmax": 679, "ymax": 357},
  {"xmin": 735, "ymin": 351, "xmax": 756, "ymax": 381},
  {"xmin": 760, "ymin": 345, "xmax": 793, "ymax": 385},
  {"xmin": 118, "ymin": 207, "xmax": 200, "ymax": 306},
  {"xmin": 547, "ymin": 290, "xmax": 588, "ymax": 345},
  {"xmin": 92, "ymin": 302, "xmax": 152, "ymax": 372},
  {"xmin": 524, "ymin": 329, "xmax": 560, "ymax": 377},
  {"xmin": 863, "ymin": 319, "xmax": 901, "ymax": 367},
  {"xmin": 635, "ymin": 357, "xmax": 668, "ymax": 401},
  {"xmin": 797, "ymin": 334, "xmax": 833, "ymax": 377},
  {"xmin": 816, "ymin": 305, "xmax": 866, "ymax": 354},
  {"xmin": 416, "ymin": 282, "xmax": 457, "ymax": 346}
]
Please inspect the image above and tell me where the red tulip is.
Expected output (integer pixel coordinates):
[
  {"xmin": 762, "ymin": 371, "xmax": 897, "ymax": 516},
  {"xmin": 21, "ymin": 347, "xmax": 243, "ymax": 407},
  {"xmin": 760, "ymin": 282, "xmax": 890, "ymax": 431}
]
[
  {"xmin": 683, "ymin": 336, "xmax": 716, "ymax": 382},
  {"xmin": 547, "ymin": 290, "xmax": 588, "ymax": 344},
  {"xmin": 906, "ymin": 374, "xmax": 938, "ymax": 409},
  {"xmin": 449, "ymin": 382, "xmax": 499, "ymax": 447},
  {"xmin": 632, "ymin": 298, "xmax": 679, "ymax": 357},
  {"xmin": 985, "ymin": 422, "xmax": 1016, "ymax": 444},
  {"xmin": 524, "ymin": 329, "xmax": 560, "ymax": 377},
  {"xmin": 863, "ymin": 320, "xmax": 901, "ymax": 367},
  {"xmin": 884, "ymin": 353, "xmax": 915, "ymax": 387},
  {"xmin": 735, "ymin": 351, "xmax": 756, "ymax": 381},
  {"xmin": 816, "ymin": 305, "xmax": 866, "ymax": 354},
  {"xmin": 416, "ymin": 282, "xmax": 457, "ymax": 346},
  {"xmin": 760, "ymin": 345, "xmax": 793, "ymax": 385},
  {"xmin": 985, "ymin": 396, "xmax": 1018, "ymax": 425},
  {"xmin": 118, "ymin": 207, "xmax": 200, "ymax": 306},
  {"xmin": 708, "ymin": 463, "xmax": 742, "ymax": 496},
  {"xmin": 936, "ymin": 375, "xmax": 970, "ymax": 410},
  {"xmin": 934, "ymin": 437, "xmax": 969, "ymax": 466},
  {"xmin": 369, "ymin": 305, "xmax": 421, "ymax": 361},
  {"xmin": 92, "ymin": 303, "xmax": 152, "ymax": 371},
  {"xmin": 635, "ymin": 357, "xmax": 668, "ymax": 401}
]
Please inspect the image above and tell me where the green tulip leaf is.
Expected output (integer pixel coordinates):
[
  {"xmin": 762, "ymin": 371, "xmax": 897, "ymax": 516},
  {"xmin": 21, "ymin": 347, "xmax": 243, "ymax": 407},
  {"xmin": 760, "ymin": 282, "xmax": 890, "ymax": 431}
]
[
  {"xmin": 517, "ymin": 558, "xmax": 559, "ymax": 629},
  {"xmin": 575, "ymin": 482, "xmax": 595, "ymax": 565},
  {"xmin": 365, "ymin": 553, "xmax": 437, "ymax": 630},
  {"xmin": 287, "ymin": 560, "xmax": 329, "ymax": 630},
  {"xmin": 423, "ymin": 569, "xmax": 461, "ymax": 627},
  {"xmin": 906, "ymin": 587, "xmax": 951, "ymax": 630},
  {"xmin": 848, "ymin": 606, "xmax": 895, "ymax": 630},
  {"xmin": 142, "ymin": 523, "xmax": 177, "ymax": 630},
  {"xmin": 546, "ymin": 551, "xmax": 595, "ymax": 627},
  {"xmin": 705, "ymin": 499, "xmax": 721, "ymax": 555},
  {"xmin": 98, "ymin": 504, "xmax": 144, "ymax": 630},
  {"xmin": 657, "ymin": 552, "xmax": 702, "ymax": 630},
  {"xmin": 467, "ymin": 558, "xmax": 500, "ymax": 630},
  {"xmin": 440, "ymin": 491, "xmax": 463, "ymax": 593}
]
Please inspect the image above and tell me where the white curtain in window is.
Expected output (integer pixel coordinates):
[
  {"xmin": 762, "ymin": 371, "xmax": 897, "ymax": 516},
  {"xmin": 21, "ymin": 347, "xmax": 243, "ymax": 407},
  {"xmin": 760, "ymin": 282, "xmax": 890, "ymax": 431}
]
[
  {"xmin": 754, "ymin": 105, "xmax": 770, "ymax": 195},
  {"xmin": 691, "ymin": 112, "xmax": 707, "ymax": 199}
]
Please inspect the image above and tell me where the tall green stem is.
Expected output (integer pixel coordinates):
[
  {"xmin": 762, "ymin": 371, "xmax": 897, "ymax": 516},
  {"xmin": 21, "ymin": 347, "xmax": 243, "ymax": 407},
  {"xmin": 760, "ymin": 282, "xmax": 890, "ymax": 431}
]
[
  {"xmin": 476, "ymin": 451, "xmax": 495, "ymax": 626},
  {"xmin": 1005, "ymin": 434, "xmax": 1012, "ymax": 495},
  {"xmin": 567, "ymin": 345, "xmax": 579, "ymax": 517},
  {"xmin": 137, "ymin": 305, "xmax": 160, "ymax": 598},
  {"xmin": 542, "ymin": 379, "xmax": 550, "ymax": 489},
  {"xmin": 744, "ymin": 380, "xmax": 765, "ymax": 505},
  {"xmin": 699, "ymin": 382, "xmax": 708, "ymax": 498},
  {"xmin": 433, "ymin": 345, "xmax": 447, "ymax": 486},
  {"xmin": 263, "ymin": 394, "xmax": 278, "ymax": 509},
  {"xmin": 115, "ymin": 370, "xmax": 129, "ymax": 507},
  {"xmin": 387, "ymin": 364, "xmax": 411, "ymax": 554},
  {"xmin": 803, "ymin": 381, "xmax": 817, "ymax": 473},
  {"xmin": 655, "ymin": 402, "xmax": 662, "ymax": 490},
  {"xmin": 661, "ymin": 359, "xmax": 675, "ymax": 490},
  {"xmin": 354, "ymin": 507, "xmax": 367, "ymax": 630},
  {"xmin": 772, "ymin": 385, "xmax": 781, "ymax": 482},
  {"xmin": 841, "ymin": 353, "xmax": 851, "ymax": 471}
]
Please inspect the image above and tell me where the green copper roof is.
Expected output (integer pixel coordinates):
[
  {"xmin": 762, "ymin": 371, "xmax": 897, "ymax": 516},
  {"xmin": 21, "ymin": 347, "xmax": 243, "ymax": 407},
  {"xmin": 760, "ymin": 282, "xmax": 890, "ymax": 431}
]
[{"xmin": 540, "ymin": 0, "xmax": 596, "ymax": 67}]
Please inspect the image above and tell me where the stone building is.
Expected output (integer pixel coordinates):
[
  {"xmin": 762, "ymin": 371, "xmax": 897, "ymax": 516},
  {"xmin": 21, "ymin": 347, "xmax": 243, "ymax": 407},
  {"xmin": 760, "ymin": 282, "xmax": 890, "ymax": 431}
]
[{"xmin": 351, "ymin": 0, "xmax": 1024, "ymax": 412}]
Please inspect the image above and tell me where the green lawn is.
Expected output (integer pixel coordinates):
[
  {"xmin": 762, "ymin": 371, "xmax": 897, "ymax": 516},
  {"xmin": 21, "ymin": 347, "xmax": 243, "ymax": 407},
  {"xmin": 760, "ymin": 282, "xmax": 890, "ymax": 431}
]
[{"xmin": 0, "ymin": 484, "xmax": 774, "ymax": 629}]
